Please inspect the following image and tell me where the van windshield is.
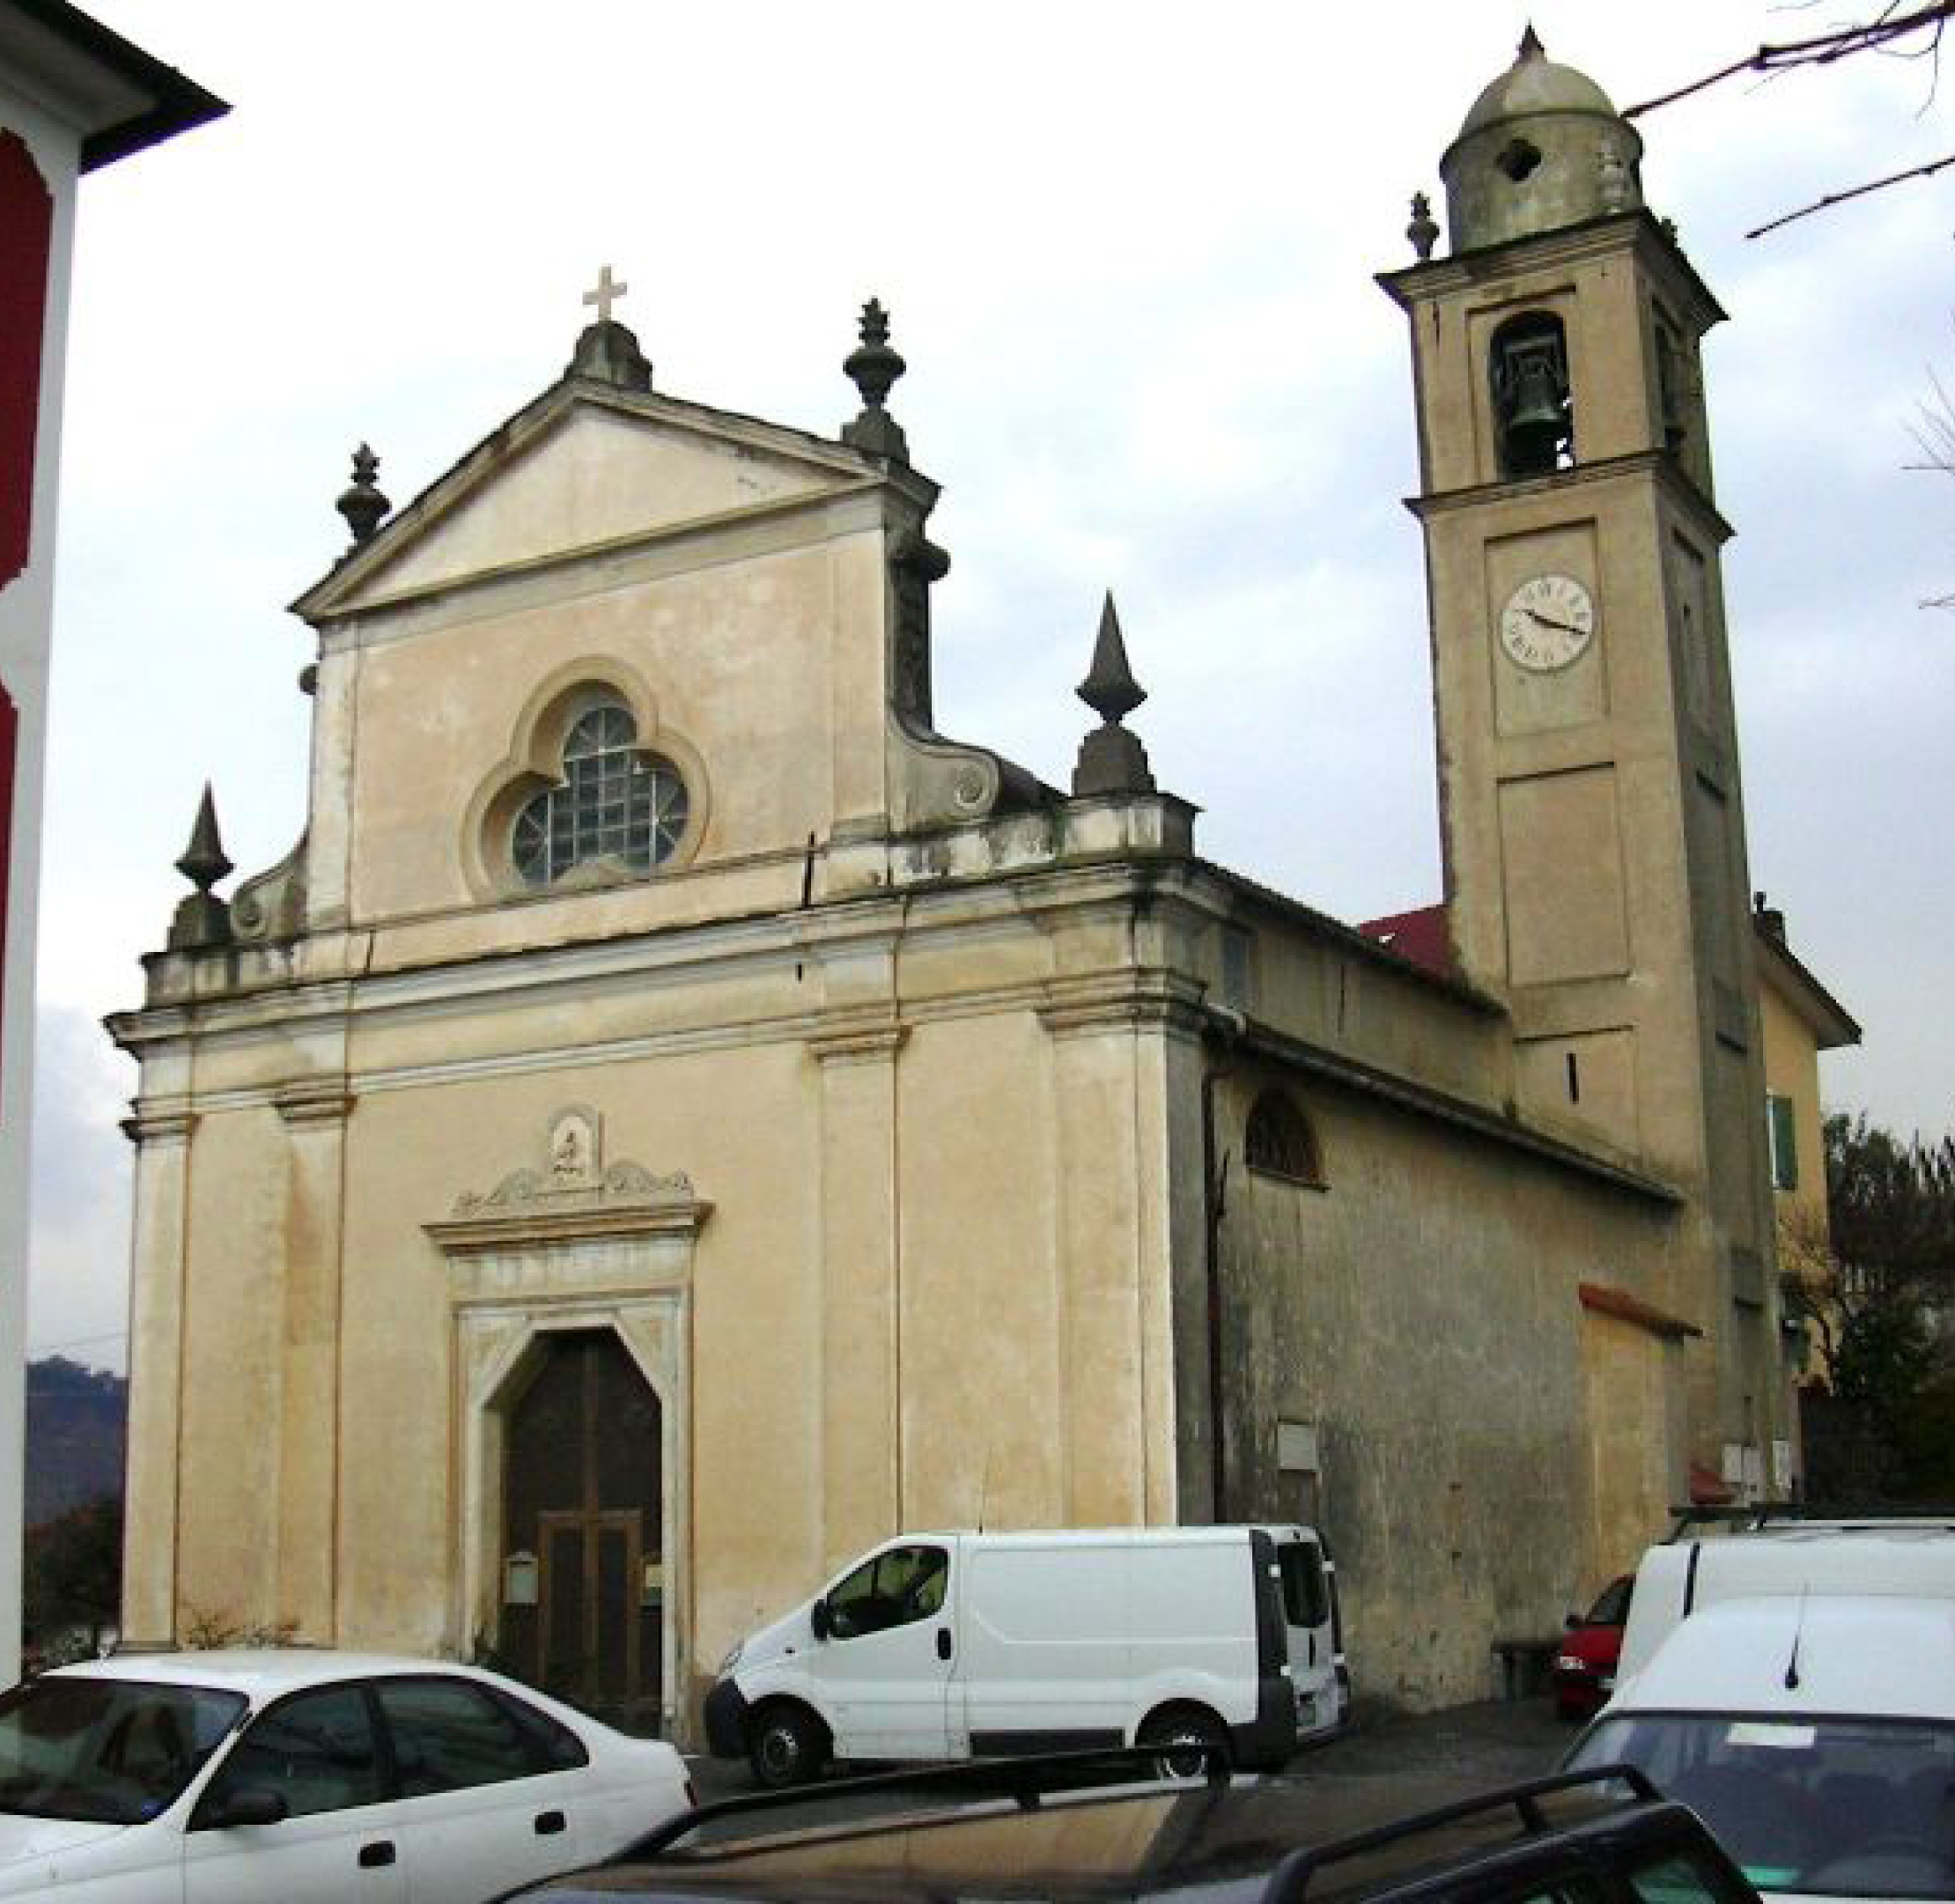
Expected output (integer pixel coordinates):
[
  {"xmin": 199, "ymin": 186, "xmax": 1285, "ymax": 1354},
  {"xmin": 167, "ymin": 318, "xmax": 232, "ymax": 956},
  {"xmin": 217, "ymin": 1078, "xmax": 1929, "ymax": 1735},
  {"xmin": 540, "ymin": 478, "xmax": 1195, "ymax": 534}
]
[{"xmin": 1573, "ymin": 1711, "xmax": 1955, "ymax": 1899}]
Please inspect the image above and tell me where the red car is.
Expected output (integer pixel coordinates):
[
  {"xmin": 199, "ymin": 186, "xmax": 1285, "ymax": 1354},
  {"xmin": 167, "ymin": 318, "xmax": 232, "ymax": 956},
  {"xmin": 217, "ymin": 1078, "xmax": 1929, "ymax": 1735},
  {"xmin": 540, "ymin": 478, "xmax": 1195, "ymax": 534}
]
[{"xmin": 1553, "ymin": 1575, "xmax": 1632, "ymax": 1719}]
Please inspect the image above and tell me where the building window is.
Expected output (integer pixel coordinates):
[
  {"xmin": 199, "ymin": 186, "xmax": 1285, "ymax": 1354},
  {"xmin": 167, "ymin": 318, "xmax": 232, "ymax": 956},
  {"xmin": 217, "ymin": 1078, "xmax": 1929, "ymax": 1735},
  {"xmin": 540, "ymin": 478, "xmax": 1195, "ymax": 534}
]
[
  {"xmin": 1221, "ymin": 926, "xmax": 1255, "ymax": 1010},
  {"xmin": 1766, "ymin": 1092, "xmax": 1799, "ymax": 1192},
  {"xmin": 1244, "ymin": 1091, "xmax": 1324, "ymax": 1188},
  {"xmin": 512, "ymin": 701, "xmax": 689, "ymax": 888}
]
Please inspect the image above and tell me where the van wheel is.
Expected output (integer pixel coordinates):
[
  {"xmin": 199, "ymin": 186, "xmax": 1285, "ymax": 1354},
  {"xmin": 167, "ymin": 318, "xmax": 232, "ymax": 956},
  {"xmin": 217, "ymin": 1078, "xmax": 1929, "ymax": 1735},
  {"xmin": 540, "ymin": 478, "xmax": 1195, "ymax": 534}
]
[
  {"xmin": 749, "ymin": 1703, "xmax": 825, "ymax": 1790},
  {"xmin": 1138, "ymin": 1706, "xmax": 1229, "ymax": 1781}
]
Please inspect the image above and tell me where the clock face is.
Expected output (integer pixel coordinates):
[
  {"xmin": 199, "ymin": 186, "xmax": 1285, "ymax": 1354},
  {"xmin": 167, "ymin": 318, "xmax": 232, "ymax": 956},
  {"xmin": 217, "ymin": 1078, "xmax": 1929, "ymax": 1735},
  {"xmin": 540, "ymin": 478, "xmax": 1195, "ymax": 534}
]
[{"xmin": 1500, "ymin": 573, "xmax": 1596, "ymax": 672}]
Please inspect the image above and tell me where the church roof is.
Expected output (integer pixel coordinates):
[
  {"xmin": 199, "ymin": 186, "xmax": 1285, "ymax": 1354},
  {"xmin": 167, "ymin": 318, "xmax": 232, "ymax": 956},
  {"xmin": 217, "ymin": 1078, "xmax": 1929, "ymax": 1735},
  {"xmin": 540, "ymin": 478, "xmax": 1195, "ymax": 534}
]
[
  {"xmin": 1357, "ymin": 902, "xmax": 1452, "ymax": 979},
  {"xmin": 1205, "ymin": 868, "xmax": 1497, "ymax": 1015}
]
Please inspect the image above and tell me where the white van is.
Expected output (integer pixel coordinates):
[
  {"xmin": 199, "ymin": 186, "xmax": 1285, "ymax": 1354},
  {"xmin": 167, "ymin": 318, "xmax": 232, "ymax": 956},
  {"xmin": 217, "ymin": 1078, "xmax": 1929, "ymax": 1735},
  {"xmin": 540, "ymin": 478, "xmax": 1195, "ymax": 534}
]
[
  {"xmin": 702, "ymin": 1525, "xmax": 1343, "ymax": 1786},
  {"xmin": 1566, "ymin": 1522, "xmax": 1955, "ymax": 1903}
]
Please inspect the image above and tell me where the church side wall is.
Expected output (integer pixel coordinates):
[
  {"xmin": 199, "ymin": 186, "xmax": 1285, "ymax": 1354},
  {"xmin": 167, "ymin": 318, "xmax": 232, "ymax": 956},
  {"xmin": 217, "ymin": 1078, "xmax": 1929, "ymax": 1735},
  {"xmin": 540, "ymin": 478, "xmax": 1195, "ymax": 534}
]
[{"xmin": 1212, "ymin": 1071, "xmax": 1676, "ymax": 1711}]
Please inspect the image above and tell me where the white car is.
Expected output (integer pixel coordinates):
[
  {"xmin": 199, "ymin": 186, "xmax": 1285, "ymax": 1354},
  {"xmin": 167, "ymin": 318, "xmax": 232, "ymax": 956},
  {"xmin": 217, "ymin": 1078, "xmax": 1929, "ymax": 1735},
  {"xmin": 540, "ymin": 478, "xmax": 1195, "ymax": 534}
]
[
  {"xmin": 1566, "ymin": 1523, "xmax": 1955, "ymax": 1904},
  {"xmin": 0, "ymin": 1649, "xmax": 693, "ymax": 1900}
]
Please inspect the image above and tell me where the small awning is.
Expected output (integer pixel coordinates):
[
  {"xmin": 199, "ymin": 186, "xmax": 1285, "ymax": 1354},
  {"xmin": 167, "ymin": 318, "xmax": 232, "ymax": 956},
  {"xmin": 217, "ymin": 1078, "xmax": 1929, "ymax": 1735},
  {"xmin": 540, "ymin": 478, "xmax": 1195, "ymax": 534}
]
[{"xmin": 1579, "ymin": 1280, "xmax": 1702, "ymax": 1341}]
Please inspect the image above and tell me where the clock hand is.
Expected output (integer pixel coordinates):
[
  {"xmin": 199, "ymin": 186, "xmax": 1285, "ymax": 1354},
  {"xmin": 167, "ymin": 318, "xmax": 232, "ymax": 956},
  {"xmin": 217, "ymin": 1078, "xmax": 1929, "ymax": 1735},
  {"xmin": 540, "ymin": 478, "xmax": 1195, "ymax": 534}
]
[{"xmin": 1525, "ymin": 606, "xmax": 1587, "ymax": 636}]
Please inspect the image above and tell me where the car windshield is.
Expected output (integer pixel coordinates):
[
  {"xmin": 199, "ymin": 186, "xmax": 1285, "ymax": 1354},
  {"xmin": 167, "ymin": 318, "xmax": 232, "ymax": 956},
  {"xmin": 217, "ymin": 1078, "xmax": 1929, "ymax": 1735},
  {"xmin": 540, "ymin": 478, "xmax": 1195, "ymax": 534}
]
[
  {"xmin": 1573, "ymin": 1711, "xmax": 1955, "ymax": 1899},
  {"xmin": 0, "ymin": 1676, "xmax": 246, "ymax": 1824},
  {"xmin": 1587, "ymin": 1576, "xmax": 1632, "ymax": 1627}
]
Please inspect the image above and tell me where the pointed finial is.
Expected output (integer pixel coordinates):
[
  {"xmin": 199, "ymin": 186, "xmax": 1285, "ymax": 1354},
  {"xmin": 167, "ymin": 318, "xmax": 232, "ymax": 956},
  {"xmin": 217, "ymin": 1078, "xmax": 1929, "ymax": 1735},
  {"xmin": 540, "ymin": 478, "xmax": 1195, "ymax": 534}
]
[
  {"xmin": 1406, "ymin": 190, "xmax": 1440, "ymax": 261},
  {"xmin": 1072, "ymin": 593, "xmax": 1156, "ymax": 798},
  {"xmin": 336, "ymin": 442, "xmax": 391, "ymax": 548},
  {"xmin": 176, "ymin": 782, "xmax": 232, "ymax": 891},
  {"xmin": 841, "ymin": 299, "xmax": 910, "ymax": 463},
  {"xmin": 1517, "ymin": 22, "xmax": 1545, "ymax": 59},
  {"xmin": 1078, "ymin": 593, "xmax": 1147, "ymax": 725},
  {"xmin": 167, "ymin": 783, "xmax": 234, "ymax": 951}
]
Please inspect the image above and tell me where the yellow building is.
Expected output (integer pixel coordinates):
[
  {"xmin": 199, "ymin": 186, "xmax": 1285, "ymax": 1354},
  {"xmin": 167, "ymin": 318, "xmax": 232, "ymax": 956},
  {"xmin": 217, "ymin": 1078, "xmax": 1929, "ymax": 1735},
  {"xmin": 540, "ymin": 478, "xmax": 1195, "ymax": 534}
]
[
  {"xmin": 113, "ymin": 37, "xmax": 1802, "ymax": 1732},
  {"xmin": 1753, "ymin": 896, "xmax": 1861, "ymax": 1397}
]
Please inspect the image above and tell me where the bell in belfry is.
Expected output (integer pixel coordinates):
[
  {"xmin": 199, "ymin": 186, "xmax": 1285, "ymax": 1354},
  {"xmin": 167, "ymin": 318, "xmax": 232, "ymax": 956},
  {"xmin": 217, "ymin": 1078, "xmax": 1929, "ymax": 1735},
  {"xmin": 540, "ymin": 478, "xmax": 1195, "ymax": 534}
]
[{"xmin": 1492, "ymin": 316, "xmax": 1572, "ymax": 477}]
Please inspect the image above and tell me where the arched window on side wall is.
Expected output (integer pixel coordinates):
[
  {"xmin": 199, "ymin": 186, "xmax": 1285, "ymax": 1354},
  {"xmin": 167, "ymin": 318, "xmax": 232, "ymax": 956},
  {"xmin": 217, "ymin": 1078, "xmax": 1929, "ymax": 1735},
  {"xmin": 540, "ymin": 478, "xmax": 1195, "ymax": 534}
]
[
  {"xmin": 1489, "ymin": 310, "xmax": 1573, "ymax": 479},
  {"xmin": 1244, "ymin": 1090, "xmax": 1324, "ymax": 1189}
]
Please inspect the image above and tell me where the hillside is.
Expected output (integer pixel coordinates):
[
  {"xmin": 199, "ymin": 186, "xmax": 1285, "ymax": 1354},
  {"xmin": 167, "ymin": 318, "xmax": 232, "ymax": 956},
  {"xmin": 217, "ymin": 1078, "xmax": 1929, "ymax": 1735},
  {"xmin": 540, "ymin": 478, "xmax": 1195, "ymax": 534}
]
[{"xmin": 25, "ymin": 1357, "xmax": 126, "ymax": 1526}]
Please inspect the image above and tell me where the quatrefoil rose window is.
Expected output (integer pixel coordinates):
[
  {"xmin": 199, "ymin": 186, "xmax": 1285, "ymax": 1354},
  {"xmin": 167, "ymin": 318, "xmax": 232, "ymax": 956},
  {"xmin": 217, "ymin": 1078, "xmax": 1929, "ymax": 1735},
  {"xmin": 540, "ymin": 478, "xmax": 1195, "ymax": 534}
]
[{"xmin": 511, "ymin": 701, "xmax": 690, "ymax": 888}]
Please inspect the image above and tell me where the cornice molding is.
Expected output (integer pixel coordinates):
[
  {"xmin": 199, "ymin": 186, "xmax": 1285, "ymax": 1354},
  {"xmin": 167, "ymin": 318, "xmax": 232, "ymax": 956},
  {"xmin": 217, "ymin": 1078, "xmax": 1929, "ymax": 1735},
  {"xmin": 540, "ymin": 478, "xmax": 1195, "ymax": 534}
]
[
  {"xmin": 806, "ymin": 1019, "xmax": 908, "ymax": 1066},
  {"xmin": 426, "ymin": 1196, "xmax": 711, "ymax": 1257},
  {"xmin": 1406, "ymin": 449, "xmax": 1733, "ymax": 545},
  {"xmin": 1037, "ymin": 971, "xmax": 1207, "ymax": 1042},
  {"xmin": 1376, "ymin": 209, "xmax": 1725, "ymax": 331},
  {"xmin": 120, "ymin": 1106, "xmax": 197, "ymax": 1147},
  {"xmin": 274, "ymin": 1081, "xmax": 356, "ymax": 1126},
  {"xmin": 426, "ymin": 1107, "xmax": 710, "ymax": 1258}
]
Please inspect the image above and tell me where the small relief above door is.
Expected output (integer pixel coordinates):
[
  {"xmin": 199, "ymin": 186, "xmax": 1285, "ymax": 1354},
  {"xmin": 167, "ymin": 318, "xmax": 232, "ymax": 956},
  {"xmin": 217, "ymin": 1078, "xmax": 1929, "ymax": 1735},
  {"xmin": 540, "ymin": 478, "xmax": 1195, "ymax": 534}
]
[{"xmin": 502, "ymin": 1330, "xmax": 663, "ymax": 1733}]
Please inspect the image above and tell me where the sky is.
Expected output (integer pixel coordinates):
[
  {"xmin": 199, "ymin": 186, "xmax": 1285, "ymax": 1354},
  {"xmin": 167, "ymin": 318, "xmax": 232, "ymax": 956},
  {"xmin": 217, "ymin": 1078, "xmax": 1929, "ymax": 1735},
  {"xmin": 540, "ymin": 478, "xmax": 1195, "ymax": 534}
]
[{"xmin": 26, "ymin": 2, "xmax": 1955, "ymax": 1371}]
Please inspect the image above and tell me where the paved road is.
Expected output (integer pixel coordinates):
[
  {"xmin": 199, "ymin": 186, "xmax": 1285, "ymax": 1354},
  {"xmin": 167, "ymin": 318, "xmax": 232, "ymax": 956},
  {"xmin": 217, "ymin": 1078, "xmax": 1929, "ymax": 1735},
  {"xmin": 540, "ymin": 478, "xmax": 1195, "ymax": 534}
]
[{"xmin": 682, "ymin": 1694, "xmax": 1575, "ymax": 1815}]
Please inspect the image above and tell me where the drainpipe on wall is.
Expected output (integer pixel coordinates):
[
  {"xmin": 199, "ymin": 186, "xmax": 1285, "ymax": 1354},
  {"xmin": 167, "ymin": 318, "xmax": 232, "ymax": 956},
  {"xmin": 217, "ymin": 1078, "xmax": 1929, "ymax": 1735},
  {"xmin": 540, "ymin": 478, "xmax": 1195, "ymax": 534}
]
[{"xmin": 1201, "ymin": 1007, "xmax": 1246, "ymax": 1522}]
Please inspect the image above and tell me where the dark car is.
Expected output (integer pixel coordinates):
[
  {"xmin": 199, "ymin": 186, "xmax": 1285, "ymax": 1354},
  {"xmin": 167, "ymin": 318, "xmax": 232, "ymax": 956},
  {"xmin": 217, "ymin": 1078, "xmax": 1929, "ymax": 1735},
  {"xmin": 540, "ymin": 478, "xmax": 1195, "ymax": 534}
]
[
  {"xmin": 1553, "ymin": 1574, "xmax": 1633, "ymax": 1720},
  {"xmin": 492, "ymin": 1749, "xmax": 1761, "ymax": 1904}
]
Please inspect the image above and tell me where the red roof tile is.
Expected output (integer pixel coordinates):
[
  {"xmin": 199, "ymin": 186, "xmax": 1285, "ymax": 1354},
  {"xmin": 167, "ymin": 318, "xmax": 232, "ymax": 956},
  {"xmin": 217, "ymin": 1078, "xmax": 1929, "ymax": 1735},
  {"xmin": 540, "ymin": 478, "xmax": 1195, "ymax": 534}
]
[{"xmin": 1357, "ymin": 903, "xmax": 1452, "ymax": 978}]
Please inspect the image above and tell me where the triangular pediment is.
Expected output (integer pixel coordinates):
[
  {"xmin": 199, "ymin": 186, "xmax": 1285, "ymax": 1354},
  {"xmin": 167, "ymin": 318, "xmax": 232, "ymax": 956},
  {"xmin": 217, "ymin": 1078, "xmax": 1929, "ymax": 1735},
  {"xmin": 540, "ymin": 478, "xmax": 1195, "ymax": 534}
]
[{"xmin": 293, "ymin": 382, "xmax": 887, "ymax": 621}]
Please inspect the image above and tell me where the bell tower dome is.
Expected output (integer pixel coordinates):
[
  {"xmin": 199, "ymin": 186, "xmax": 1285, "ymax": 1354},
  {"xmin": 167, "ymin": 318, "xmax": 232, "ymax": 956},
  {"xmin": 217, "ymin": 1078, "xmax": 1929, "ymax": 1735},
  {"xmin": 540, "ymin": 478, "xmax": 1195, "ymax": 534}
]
[{"xmin": 1442, "ymin": 27, "xmax": 1644, "ymax": 251}]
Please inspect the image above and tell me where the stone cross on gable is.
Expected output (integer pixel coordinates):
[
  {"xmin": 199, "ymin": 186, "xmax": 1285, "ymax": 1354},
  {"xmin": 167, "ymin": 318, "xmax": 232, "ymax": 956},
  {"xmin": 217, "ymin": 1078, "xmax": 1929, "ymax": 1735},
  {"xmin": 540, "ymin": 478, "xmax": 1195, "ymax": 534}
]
[{"xmin": 583, "ymin": 265, "xmax": 628, "ymax": 326}]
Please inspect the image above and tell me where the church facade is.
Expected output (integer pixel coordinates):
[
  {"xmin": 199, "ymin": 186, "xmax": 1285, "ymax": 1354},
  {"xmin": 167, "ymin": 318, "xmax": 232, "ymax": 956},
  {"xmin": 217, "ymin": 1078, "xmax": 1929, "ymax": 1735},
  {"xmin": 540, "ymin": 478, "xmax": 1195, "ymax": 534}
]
[{"xmin": 112, "ymin": 40, "xmax": 1795, "ymax": 1735}]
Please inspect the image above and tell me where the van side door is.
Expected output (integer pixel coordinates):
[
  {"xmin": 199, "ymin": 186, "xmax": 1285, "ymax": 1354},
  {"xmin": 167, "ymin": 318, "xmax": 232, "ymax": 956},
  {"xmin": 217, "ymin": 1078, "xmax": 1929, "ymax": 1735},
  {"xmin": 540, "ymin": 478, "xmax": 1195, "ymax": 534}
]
[
  {"xmin": 813, "ymin": 1543, "xmax": 955, "ymax": 1761},
  {"xmin": 956, "ymin": 1541, "xmax": 1131, "ymax": 1754}
]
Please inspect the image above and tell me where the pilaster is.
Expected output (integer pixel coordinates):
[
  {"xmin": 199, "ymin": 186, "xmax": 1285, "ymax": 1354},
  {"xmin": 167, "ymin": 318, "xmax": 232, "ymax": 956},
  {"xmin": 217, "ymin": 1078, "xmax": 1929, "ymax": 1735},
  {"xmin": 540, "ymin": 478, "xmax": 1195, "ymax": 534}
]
[
  {"xmin": 808, "ymin": 1015, "xmax": 905, "ymax": 1567},
  {"xmin": 118, "ymin": 1103, "xmax": 196, "ymax": 1642},
  {"xmin": 272, "ymin": 1081, "xmax": 354, "ymax": 1641},
  {"xmin": 1037, "ymin": 985, "xmax": 1195, "ymax": 1524}
]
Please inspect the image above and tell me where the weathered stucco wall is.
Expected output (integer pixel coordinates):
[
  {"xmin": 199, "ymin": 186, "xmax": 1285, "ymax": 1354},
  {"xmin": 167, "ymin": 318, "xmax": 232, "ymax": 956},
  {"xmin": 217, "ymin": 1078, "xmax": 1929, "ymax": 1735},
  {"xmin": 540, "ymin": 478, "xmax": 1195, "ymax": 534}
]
[
  {"xmin": 1206, "ymin": 1065, "xmax": 1681, "ymax": 1709},
  {"xmin": 1580, "ymin": 1307, "xmax": 1685, "ymax": 1589},
  {"xmin": 126, "ymin": 860, "xmax": 1197, "ymax": 1735}
]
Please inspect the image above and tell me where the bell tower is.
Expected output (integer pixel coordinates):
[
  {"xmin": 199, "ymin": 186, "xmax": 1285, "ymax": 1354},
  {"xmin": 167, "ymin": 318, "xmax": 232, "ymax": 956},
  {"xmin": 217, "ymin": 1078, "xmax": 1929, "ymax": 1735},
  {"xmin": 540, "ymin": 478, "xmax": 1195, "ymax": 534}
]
[{"xmin": 1380, "ymin": 33, "xmax": 1785, "ymax": 1473}]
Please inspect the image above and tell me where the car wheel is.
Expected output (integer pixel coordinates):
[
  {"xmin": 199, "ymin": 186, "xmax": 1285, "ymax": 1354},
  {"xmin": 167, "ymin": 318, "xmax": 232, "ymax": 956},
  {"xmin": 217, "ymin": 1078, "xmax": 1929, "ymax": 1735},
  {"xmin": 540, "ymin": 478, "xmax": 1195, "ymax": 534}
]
[
  {"xmin": 1138, "ymin": 1706, "xmax": 1228, "ymax": 1781},
  {"xmin": 749, "ymin": 1703, "xmax": 824, "ymax": 1790}
]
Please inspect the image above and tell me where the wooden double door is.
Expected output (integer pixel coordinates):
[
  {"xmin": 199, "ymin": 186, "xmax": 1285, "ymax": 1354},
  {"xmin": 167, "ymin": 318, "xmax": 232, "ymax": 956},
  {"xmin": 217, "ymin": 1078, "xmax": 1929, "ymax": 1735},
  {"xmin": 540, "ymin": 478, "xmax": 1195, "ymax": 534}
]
[{"xmin": 503, "ymin": 1330, "xmax": 663, "ymax": 1733}]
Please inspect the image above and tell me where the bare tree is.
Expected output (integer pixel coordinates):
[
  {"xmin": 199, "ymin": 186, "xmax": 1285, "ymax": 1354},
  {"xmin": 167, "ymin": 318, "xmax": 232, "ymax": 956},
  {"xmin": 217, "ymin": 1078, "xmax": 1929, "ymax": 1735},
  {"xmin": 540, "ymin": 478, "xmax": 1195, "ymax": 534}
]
[{"xmin": 1625, "ymin": 3, "xmax": 1955, "ymax": 237}]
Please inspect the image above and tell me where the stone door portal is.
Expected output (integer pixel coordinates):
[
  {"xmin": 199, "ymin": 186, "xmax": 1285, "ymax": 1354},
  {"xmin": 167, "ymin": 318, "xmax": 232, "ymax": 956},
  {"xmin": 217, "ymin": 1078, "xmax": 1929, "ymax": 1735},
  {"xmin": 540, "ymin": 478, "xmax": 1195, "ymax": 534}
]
[{"xmin": 503, "ymin": 1329, "xmax": 663, "ymax": 1732}]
